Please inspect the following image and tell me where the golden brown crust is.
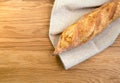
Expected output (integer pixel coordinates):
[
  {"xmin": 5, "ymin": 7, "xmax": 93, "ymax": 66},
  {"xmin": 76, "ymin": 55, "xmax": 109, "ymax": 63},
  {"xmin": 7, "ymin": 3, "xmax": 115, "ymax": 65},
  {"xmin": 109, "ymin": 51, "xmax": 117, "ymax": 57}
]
[{"xmin": 54, "ymin": 0, "xmax": 120, "ymax": 55}]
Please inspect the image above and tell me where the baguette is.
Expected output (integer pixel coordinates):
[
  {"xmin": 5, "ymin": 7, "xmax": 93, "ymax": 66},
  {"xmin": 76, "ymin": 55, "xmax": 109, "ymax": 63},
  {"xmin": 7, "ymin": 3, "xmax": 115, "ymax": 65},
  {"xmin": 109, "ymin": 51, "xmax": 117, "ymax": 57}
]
[{"xmin": 54, "ymin": 0, "xmax": 120, "ymax": 54}]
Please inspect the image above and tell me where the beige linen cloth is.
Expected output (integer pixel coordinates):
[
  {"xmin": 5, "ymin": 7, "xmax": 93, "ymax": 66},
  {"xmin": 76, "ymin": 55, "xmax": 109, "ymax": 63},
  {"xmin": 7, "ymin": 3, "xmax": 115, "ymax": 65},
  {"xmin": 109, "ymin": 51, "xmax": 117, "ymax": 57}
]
[{"xmin": 49, "ymin": 0, "xmax": 120, "ymax": 69}]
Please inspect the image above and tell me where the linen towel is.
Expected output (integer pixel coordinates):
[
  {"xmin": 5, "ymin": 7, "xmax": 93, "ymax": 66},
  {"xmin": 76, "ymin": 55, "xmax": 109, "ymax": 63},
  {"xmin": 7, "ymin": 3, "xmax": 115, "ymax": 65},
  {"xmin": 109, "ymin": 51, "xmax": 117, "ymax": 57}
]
[{"xmin": 49, "ymin": 0, "xmax": 120, "ymax": 69}]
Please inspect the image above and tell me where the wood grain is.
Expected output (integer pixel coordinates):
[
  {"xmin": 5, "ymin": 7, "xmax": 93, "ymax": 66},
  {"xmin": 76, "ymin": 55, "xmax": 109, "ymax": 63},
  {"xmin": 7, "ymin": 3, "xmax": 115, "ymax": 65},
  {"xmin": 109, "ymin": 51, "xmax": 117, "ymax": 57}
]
[{"xmin": 0, "ymin": 0, "xmax": 120, "ymax": 83}]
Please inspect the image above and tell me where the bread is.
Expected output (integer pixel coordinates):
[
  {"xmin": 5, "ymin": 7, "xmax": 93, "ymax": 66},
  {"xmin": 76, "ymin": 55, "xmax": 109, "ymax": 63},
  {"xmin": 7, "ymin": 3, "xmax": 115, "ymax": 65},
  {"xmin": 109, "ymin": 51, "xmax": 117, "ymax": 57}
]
[{"xmin": 54, "ymin": 0, "xmax": 120, "ymax": 54}]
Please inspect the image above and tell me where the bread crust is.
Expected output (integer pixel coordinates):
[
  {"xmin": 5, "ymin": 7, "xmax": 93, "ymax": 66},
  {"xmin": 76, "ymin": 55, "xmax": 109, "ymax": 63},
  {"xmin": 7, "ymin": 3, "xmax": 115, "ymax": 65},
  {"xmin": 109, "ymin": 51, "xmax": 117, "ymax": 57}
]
[{"xmin": 54, "ymin": 0, "xmax": 120, "ymax": 55}]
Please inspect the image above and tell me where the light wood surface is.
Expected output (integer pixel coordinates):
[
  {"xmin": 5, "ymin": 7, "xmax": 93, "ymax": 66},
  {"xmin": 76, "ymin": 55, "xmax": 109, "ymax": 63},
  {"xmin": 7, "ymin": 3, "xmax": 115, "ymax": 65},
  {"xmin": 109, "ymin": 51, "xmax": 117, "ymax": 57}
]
[{"xmin": 0, "ymin": 0, "xmax": 120, "ymax": 83}]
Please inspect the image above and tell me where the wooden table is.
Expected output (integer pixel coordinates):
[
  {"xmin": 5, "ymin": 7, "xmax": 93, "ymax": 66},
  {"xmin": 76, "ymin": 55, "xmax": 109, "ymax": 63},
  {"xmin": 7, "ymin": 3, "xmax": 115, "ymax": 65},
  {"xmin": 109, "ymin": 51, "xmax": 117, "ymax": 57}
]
[{"xmin": 0, "ymin": 0, "xmax": 120, "ymax": 83}]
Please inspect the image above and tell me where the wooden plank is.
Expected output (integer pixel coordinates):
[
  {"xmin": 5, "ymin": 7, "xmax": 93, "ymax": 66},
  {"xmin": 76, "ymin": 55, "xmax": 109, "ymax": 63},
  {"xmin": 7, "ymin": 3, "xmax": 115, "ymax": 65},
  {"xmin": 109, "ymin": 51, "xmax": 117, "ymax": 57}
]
[{"xmin": 0, "ymin": 0, "xmax": 119, "ymax": 83}]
